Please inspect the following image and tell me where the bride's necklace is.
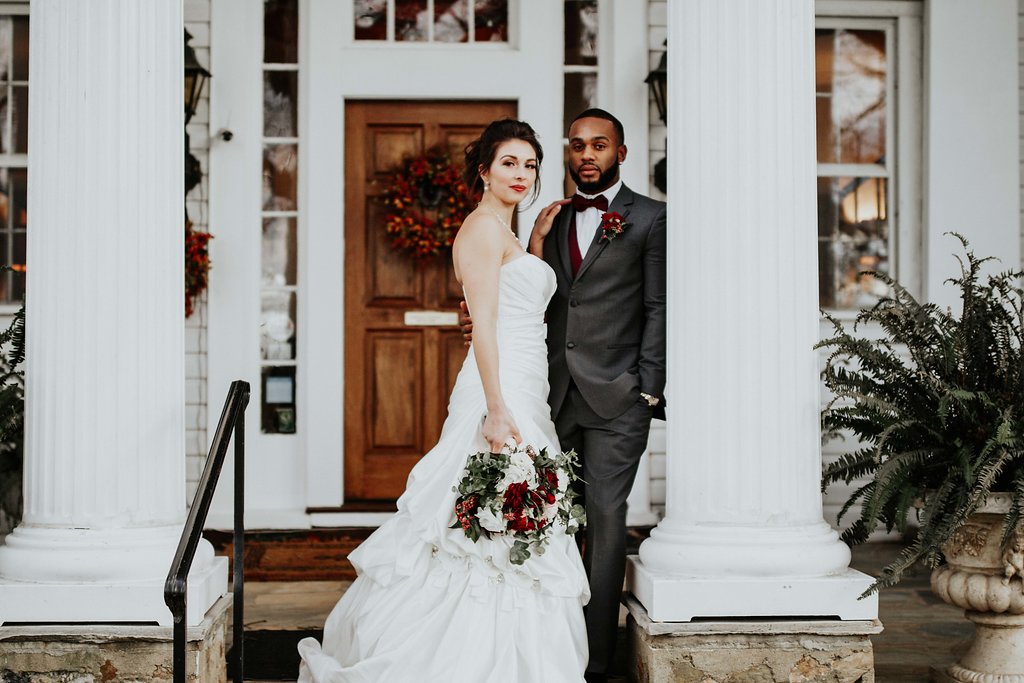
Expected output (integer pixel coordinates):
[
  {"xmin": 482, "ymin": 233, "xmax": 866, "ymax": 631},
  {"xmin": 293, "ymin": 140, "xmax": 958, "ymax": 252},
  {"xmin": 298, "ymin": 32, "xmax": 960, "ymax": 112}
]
[{"xmin": 489, "ymin": 209, "xmax": 514, "ymax": 234}]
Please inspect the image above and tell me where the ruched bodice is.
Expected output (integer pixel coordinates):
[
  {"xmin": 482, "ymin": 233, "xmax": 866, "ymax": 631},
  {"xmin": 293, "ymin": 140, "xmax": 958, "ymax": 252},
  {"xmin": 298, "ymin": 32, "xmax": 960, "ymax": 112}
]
[
  {"xmin": 494, "ymin": 253, "xmax": 556, "ymax": 327},
  {"xmin": 451, "ymin": 253, "xmax": 557, "ymax": 416},
  {"xmin": 298, "ymin": 251, "xmax": 588, "ymax": 683}
]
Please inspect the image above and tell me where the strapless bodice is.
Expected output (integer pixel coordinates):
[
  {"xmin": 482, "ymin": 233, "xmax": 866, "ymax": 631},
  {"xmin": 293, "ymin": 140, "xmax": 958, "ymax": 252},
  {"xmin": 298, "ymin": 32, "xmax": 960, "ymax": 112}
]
[
  {"xmin": 451, "ymin": 253, "xmax": 556, "ymax": 414},
  {"xmin": 493, "ymin": 253, "xmax": 556, "ymax": 330}
]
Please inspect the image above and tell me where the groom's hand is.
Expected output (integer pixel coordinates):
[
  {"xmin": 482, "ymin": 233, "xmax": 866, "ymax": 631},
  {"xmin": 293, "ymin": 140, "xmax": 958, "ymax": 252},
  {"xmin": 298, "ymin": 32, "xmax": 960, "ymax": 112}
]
[
  {"xmin": 528, "ymin": 198, "xmax": 571, "ymax": 257},
  {"xmin": 459, "ymin": 300, "xmax": 473, "ymax": 347}
]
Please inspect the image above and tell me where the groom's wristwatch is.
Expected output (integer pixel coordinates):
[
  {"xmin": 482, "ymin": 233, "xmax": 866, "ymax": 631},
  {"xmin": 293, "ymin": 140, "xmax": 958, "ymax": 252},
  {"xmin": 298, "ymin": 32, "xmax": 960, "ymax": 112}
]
[{"xmin": 640, "ymin": 392, "xmax": 660, "ymax": 407}]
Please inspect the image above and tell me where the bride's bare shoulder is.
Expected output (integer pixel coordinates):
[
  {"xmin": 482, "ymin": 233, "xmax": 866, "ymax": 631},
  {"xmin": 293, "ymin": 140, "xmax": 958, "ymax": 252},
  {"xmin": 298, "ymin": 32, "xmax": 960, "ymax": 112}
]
[
  {"xmin": 457, "ymin": 210, "xmax": 504, "ymax": 240},
  {"xmin": 453, "ymin": 211, "xmax": 505, "ymax": 256}
]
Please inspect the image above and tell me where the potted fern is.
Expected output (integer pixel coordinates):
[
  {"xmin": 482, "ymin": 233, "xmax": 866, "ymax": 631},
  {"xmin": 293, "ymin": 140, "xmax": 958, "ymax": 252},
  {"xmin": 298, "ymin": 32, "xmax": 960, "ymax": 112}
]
[
  {"xmin": 0, "ymin": 297, "xmax": 24, "ymax": 535},
  {"xmin": 819, "ymin": 234, "xmax": 1023, "ymax": 680}
]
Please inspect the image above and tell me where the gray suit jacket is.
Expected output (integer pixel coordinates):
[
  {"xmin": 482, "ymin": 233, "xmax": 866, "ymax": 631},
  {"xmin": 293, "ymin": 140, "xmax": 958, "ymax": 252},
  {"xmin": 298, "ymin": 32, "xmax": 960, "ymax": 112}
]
[{"xmin": 543, "ymin": 184, "xmax": 667, "ymax": 421}]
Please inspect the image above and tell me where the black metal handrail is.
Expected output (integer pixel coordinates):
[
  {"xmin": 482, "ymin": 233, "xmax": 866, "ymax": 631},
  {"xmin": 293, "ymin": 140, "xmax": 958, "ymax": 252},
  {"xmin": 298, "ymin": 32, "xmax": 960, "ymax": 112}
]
[{"xmin": 164, "ymin": 380, "xmax": 250, "ymax": 683}]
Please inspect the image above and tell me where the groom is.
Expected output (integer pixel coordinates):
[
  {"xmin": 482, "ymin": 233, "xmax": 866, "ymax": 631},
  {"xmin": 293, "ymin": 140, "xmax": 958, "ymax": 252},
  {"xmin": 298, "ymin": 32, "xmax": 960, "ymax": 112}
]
[{"xmin": 529, "ymin": 108, "xmax": 666, "ymax": 682}]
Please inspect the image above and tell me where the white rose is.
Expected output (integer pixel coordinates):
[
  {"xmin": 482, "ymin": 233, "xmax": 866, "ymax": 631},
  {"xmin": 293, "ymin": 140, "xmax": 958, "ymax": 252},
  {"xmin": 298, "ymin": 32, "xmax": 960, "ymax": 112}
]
[
  {"xmin": 556, "ymin": 469, "xmax": 569, "ymax": 493},
  {"xmin": 498, "ymin": 450, "xmax": 538, "ymax": 492},
  {"xmin": 477, "ymin": 506, "xmax": 507, "ymax": 533}
]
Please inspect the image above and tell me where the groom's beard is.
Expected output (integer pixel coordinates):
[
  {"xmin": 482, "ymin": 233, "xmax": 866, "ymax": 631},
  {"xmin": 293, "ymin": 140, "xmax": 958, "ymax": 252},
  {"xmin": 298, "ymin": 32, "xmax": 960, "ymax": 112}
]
[{"xmin": 569, "ymin": 161, "xmax": 620, "ymax": 195}]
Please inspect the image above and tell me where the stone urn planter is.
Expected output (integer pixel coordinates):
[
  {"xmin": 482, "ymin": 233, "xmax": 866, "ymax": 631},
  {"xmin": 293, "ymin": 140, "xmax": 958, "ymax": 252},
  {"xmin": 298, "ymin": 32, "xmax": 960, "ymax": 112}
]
[{"xmin": 931, "ymin": 493, "xmax": 1024, "ymax": 682}]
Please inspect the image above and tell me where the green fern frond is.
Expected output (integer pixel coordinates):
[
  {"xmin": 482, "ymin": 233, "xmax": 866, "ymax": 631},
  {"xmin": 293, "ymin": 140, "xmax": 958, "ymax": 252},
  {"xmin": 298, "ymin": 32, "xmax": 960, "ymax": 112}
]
[{"xmin": 822, "ymin": 234, "xmax": 1024, "ymax": 594}]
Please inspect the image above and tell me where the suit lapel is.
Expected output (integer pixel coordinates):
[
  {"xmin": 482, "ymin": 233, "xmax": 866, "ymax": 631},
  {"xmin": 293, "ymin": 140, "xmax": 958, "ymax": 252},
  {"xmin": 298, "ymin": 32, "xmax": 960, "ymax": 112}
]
[{"xmin": 574, "ymin": 184, "xmax": 635, "ymax": 281}]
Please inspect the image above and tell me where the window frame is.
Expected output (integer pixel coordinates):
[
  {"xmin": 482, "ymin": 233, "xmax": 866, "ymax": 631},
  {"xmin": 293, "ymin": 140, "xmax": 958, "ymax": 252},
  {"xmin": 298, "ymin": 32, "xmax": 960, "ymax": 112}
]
[
  {"xmin": 260, "ymin": 5, "xmax": 302, "ymax": 435},
  {"xmin": 0, "ymin": 1, "xmax": 28, "ymax": 314},
  {"xmin": 815, "ymin": 18, "xmax": 895, "ymax": 311},
  {"xmin": 815, "ymin": 0, "xmax": 923, "ymax": 319},
  {"xmin": 347, "ymin": 0, "xmax": 515, "ymax": 46}
]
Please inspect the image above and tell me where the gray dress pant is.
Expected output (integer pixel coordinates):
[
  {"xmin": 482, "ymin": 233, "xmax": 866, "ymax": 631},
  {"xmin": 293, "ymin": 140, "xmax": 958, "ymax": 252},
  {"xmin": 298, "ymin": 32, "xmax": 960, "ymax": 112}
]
[{"xmin": 554, "ymin": 381, "xmax": 652, "ymax": 677}]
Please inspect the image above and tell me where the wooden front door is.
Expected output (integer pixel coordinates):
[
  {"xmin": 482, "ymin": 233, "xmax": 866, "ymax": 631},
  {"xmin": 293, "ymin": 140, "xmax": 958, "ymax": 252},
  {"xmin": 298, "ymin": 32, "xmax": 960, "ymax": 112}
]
[{"xmin": 344, "ymin": 100, "xmax": 516, "ymax": 503}]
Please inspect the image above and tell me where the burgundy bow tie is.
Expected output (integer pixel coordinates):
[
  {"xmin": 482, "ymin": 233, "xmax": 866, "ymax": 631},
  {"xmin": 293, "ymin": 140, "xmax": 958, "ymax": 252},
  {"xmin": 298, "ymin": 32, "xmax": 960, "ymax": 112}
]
[{"xmin": 572, "ymin": 193, "xmax": 608, "ymax": 212}]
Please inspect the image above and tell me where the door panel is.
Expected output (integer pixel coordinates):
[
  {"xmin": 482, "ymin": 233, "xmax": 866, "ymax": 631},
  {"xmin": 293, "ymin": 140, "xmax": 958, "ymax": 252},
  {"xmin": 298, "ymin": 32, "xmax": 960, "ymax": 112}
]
[{"xmin": 344, "ymin": 100, "xmax": 516, "ymax": 502}]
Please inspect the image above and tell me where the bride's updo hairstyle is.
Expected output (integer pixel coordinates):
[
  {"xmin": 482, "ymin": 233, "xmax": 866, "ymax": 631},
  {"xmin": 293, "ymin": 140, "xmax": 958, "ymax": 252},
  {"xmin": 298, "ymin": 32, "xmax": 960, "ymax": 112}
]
[{"xmin": 463, "ymin": 118, "xmax": 544, "ymax": 206}]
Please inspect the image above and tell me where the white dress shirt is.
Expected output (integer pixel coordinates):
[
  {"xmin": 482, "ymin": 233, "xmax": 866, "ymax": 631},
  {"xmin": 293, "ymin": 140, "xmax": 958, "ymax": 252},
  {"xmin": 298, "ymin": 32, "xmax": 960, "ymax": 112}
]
[{"xmin": 574, "ymin": 179, "xmax": 622, "ymax": 259}]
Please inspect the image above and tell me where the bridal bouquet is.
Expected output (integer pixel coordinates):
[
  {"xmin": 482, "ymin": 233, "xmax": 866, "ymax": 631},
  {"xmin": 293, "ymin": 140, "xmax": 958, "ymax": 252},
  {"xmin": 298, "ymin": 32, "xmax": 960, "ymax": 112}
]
[{"xmin": 451, "ymin": 444, "xmax": 586, "ymax": 565}]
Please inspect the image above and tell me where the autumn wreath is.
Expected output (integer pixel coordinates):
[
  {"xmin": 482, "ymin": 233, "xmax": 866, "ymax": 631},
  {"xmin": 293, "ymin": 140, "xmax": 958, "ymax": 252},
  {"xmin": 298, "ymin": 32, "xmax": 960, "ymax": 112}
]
[
  {"xmin": 185, "ymin": 219, "xmax": 213, "ymax": 318},
  {"xmin": 380, "ymin": 149, "xmax": 476, "ymax": 263}
]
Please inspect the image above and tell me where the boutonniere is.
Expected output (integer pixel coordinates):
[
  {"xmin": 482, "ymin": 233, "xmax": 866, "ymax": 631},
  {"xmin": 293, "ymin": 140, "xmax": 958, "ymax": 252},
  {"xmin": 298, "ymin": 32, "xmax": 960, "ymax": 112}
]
[{"xmin": 599, "ymin": 212, "xmax": 630, "ymax": 243}]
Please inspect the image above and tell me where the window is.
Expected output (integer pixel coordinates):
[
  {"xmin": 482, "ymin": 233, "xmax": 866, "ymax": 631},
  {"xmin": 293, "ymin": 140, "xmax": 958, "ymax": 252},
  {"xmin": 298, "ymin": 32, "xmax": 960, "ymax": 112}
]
[
  {"xmin": 0, "ymin": 7, "xmax": 28, "ymax": 305},
  {"xmin": 563, "ymin": 0, "xmax": 598, "ymax": 193},
  {"xmin": 353, "ymin": 0, "xmax": 508, "ymax": 43},
  {"xmin": 815, "ymin": 21, "xmax": 893, "ymax": 310},
  {"xmin": 262, "ymin": 0, "xmax": 300, "ymax": 433}
]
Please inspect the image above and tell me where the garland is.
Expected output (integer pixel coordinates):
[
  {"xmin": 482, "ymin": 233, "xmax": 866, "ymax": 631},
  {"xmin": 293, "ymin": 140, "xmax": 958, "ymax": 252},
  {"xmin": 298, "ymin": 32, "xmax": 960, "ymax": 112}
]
[
  {"xmin": 381, "ymin": 149, "xmax": 476, "ymax": 263},
  {"xmin": 185, "ymin": 219, "xmax": 213, "ymax": 318}
]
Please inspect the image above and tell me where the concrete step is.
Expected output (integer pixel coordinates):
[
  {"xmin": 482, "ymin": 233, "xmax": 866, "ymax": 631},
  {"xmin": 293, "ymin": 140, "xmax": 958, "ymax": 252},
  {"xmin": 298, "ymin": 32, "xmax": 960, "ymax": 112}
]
[{"xmin": 230, "ymin": 541, "xmax": 969, "ymax": 681}]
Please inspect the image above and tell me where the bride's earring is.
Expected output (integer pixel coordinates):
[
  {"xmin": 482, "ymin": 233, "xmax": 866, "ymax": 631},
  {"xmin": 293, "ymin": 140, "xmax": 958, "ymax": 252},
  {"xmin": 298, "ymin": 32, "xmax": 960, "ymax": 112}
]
[{"xmin": 483, "ymin": 180, "xmax": 490, "ymax": 192}]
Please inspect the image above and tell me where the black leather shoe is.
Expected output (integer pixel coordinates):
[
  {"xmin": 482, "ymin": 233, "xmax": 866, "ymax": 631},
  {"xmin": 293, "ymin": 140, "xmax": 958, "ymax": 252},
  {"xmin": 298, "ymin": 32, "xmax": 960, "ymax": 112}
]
[{"xmin": 584, "ymin": 674, "xmax": 608, "ymax": 683}]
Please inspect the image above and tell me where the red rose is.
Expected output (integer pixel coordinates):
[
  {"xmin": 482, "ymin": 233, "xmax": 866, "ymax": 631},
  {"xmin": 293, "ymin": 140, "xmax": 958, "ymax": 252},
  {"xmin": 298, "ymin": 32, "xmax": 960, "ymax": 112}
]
[{"xmin": 599, "ymin": 211, "xmax": 629, "ymax": 243}]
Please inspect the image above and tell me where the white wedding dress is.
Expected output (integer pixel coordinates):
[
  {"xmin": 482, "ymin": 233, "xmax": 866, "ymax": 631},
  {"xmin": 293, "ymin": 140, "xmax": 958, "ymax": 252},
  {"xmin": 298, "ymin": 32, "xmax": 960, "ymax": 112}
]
[{"xmin": 298, "ymin": 253, "xmax": 590, "ymax": 683}]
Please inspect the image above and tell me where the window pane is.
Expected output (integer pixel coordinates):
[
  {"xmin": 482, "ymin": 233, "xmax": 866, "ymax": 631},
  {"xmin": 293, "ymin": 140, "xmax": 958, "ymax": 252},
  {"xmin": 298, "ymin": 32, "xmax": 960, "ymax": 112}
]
[
  {"xmin": 11, "ymin": 167, "xmax": 25, "ymax": 230},
  {"xmin": 0, "ymin": 88, "xmax": 8, "ymax": 156},
  {"xmin": 818, "ymin": 176, "xmax": 889, "ymax": 309},
  {"xmin": 262, "ymin": 216, "xmax": 297, "ymax": 286},
  {"xmin": 11, "ymin": 16, "xmax": 26, "ymax": 81},
  {"xmin": 814, "ymin": 29, "xmax": 834, "ymax": 94},
  {"xmin": 835, "ymin": 30, "xmax": 886, "ymax": 164},
  {"xmin": 564, "ymin": 72, "xmax": 597, "ymax": 134},
  {"xmin": 355, "ymin": 0, "xmax": 388, "ymax": 40},
  {"xmin": 261, "ymin": 290, "xmax": 297, "ymax": 361},
  {"xmin": 396, "ymin": 0, "xmax": 429, "ymax": 42},
  {"xmin": 12, "ymin": 84, "xmax": 25, "ymax": 154},
  {"xmin": 816, "ymin": 95, "xmax": 837, "ymax": 163},
  {"xmin": 0, "ymin": 168, "xmax": 25, "ymax": 303},
  {"xmin": 264, "ymin": 0, "xmax": 298, "ymax": 63},
  {"xmin": 434, "ymin": 0, "xmax": 468, "ymax": 43},
  {"xmin": 0, "ymin": 18, "xmax": 10, "ymax": 84},
  {"xmin": 0, "ymin": 254, "xmax": 9, "ymax": 304},
  {"xmin": 565, "ymin": 1, "xmax": 598, "ymax": 66},
  {"xmin": 264, "ymin": 71, "xmax": 298, "ymax": 138},
  {"xmin": 263, "ymin": 144, "xmax": 298, "ymax": 211},
  {"xmin": 11, "ymin": 230, "xmax": 23, "ymax": 300},
  {"xmin": 261, "ymin": 365, "xmax": 296, "ymax": 434},
  {"xmin": 474, "ymin": 0, "xmax": 508, "ymax": 42}
]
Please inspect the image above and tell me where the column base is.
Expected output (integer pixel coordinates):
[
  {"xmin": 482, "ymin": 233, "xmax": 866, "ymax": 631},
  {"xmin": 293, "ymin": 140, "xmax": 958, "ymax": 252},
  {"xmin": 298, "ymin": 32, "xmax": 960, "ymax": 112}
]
[
  {"xmin": 0, "ymin": 556, "xmax": 227, "ymax": 626},
  {"xmin": 0, "ymin": 593, "xmax": 232, "ymax": 682},
  {"xmin": 625, "ymin": 593, "xmax": 882, "ymax": 683},
  {"xmin": 627, "ymin": 555, "xmax": 878, "ymax": 621}
]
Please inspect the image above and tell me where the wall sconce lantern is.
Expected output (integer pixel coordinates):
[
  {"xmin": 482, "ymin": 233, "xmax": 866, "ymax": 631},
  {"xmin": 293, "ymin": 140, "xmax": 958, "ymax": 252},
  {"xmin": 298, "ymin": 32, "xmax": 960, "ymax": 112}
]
[
  {"xmin": 645, "ymin": 47, "xmax": 668, "ymax": 125},
  {"xmin": 184, "ymin": 29, "xmax": 211, "ymax": 126},
  {"xmin": 646, "ymin": 43, "xmax": 667, "ymax": 194},
  {"xmin": 184, "ymin": 29, "xmax": 211, "ymax": 198}
]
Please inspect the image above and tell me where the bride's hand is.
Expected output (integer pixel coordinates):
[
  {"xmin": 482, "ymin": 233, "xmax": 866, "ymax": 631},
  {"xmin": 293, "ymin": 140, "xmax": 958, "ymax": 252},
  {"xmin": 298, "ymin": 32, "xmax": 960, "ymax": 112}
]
[
  {"xmin": 528, "ymin": 198, "xmax": 571, "ymax": 256},
  {"xmin": 482, "ymin": 408, "xmax": 522, "ymax": 454}
]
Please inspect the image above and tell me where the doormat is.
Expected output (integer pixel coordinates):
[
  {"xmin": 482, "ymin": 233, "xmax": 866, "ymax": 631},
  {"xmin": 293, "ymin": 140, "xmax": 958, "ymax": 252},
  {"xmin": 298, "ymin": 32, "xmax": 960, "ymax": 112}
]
[
  {"xmin": 204, "ymin": 528, "xmax": 374, "ymax": 581},
  {"xmin": 204, "ymin": 525, "xmax": 653, "ymax": 582}
]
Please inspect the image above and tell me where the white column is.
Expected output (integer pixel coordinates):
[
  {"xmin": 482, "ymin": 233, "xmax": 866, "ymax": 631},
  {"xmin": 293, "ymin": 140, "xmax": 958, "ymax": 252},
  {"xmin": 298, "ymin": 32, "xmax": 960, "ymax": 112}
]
[
  {"xmin": 0, "ymin": 0, "xmax": 226, "ymax": 627},
  {"xmin": 629, "ymin": 0, "xmax": 876, "ymax": 622}
]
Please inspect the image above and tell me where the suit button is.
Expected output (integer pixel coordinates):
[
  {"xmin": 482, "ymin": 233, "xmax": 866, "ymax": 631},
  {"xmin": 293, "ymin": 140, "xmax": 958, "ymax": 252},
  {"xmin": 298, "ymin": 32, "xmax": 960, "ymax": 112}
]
[
  {"xmin": 567, "ymin": 342, "xmax": 576, "ymax": 349},
  {"xmin": 569, "ymin": 299, "xmax": 578, "ymax": 307}
]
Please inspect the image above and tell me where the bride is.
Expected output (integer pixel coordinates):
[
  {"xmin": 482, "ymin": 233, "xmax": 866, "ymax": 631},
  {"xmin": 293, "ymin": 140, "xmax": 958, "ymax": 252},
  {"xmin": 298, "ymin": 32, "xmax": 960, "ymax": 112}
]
[{"xmin": 298, "ymin": 119, "xmax": 590, "ymax": 682}]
